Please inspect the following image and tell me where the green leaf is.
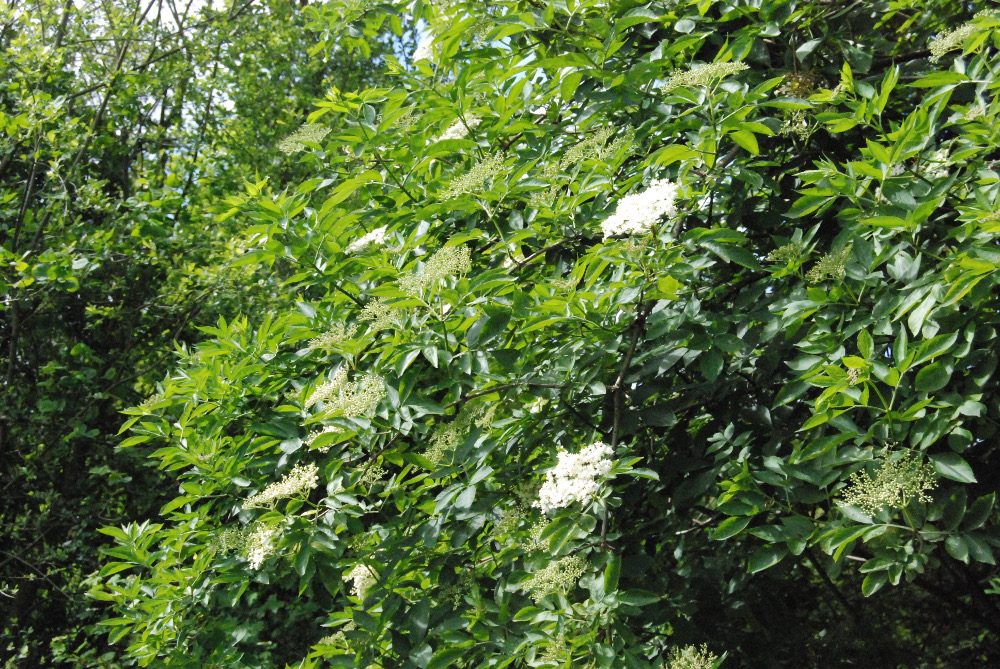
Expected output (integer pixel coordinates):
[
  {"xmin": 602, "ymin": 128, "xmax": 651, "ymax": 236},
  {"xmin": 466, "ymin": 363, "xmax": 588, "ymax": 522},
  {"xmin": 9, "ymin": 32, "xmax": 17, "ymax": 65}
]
[
  {"xmin": 617, "ymin": 589, "xmax": 660, "ymax": 606},
  {"xmin": 862, "ymin": 571, "xmax": 888, "ymax": 597},
  {"xmin": 963, "ymin": 493, "xmax": 994, "ymax": 531},
  {"xmin": 747, "ymin": 545, "xmax": 788, "ymax": 573},
  {"xmin": 428, "ymin": 647, "xmax": 468, "ymax": 669},
  {"xmin": 930, "ymin": 453, "xmax": 976, "ymax": 483},
  {"xmin": 945, "ymin": 535, "xmax": 969, "ymax": 563},
  {"xmin": 914, "ymin": 362, "xmax": 951, "ymax": 393},
  {"xmin": 711, "ymin": 515, "xmax": 752, "ymax": 540},
  {"xmin": 729, "ymin": 130, "xmax": 759, "ymax": 155},
  {"xmin": 857, "ymin": 329, "xmax": 874, "ymax": 359}
]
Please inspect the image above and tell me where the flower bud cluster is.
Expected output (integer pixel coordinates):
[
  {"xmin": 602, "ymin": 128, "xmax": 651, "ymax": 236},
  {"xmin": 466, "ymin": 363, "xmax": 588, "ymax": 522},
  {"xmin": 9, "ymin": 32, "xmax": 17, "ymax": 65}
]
[
  {"xmin": 929, "ymin": 22, "xmax": 978, "ymax": 62},
  {"xmin": 359, "ymin": 297, "xmax": 400, "ymax": 332},
  {"xmin": 246, "ymin": 523, "xmax": 279, "ymax": 569},
  {"xmin": 307, "ymin": 367, "xmax": 386, "ymax": 418},
  {"xmin": 841, "ymin": 451, "xmax": 937, "ymax": 515},
  {"xmin": 601, "ymin": 179, "xmax": 679, "ymax": 239},
  {"xmin": 424, "ymin": 402, "xmax": 496, "ymax": 466},
  {"xmin": 243, "ymin": 463, "xmax": 320, "ymax": 510},
  {"xmin": 660, "ymin": 61, "xmax": 749, "ymax": 92},
  {"xmin": 442, "ymin": 152, "xmax": 505, "ymax": 199},
  {"xmin": 308, "ymin": 323, "xmax": 357, "ymax": 350},
  {"xmin": 665, "ymin": 644, "xmax": 719, "ymax": 669},
  {"xmin": 304, "ymin": 425, "xmax": 340, "ymax": 451},
  {"xmin": 805, "ymin": 244, "xmax": 852, "ymax": 283},
  {"xmin": 562, "ymin": 125, "xmax": 634, "ymax": 167},
  {"xmin": 523, "ymin": 555, "xmax": 585, "ymax": 603},
  {"xmin": 399, "ymin": 244, "xmax": 472, "ymax": 295},
  {"xmin": 534, "ymin": 442, "xmax": 614, "ymax": 513},
  {"xmin": 278, "ymin": 124, "xmax": 331, "ymax": 154}
]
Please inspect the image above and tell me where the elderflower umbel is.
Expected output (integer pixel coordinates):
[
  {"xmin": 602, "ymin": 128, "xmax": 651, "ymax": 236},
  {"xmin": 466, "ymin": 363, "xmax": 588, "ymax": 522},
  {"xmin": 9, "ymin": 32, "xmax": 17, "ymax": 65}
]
[
  {"xmin": 523, "ymin": 555, "xmax": 586, "ymax": 603},
  {"xmin": 399, "ymin": 244, "xmax": 472, "ymax": 295},
  {"xmin": 438, "ymin": 115, "xmax": 480, "ymax": 141},
  {"xmin": 665, "ymin": 644, "xmax": 719, "ymax": 669},
  {"xmin": 562, "ymin": 125, "xmax": 635, "ymax": 168},
  {"xmin": 305, "ymin": 425, "xmax": 341, "ymax": 451},
  {"xmin": 840, "ymin": 451, "xmax": 937, "ymax": 516},
  {"xmin": 412, "ymin": 34, "xmax": 434, "ymax": 62},
  {"xmin": 278, "ymin": 124, "xmax": 331, "ymax": 154},
  {"xmin": 307, "ymin": 368, "xmax": 386, "ymax": 418},
  {"xmin": 308, "ymin": 323, "xmax": 357, "ymax": 350},
  {"xmin": 359, "ymin": 297, "xmax": 400, "ymax": 332},
  {"xmin": 246, "ymin": 524, "xmax": 279, "ymax": 569},
  {"xmin": 929, "ymin": 22, "xmax": 978, "ymax": 62},
  {"xmin": 442, "ymin": 152, "xmax": 505, "ymax": 199},
  {"xmin": 345, "ymin": 226, "xmax": 388, "ymax": 254},
  {"xmin": 243, "ymin": 463, "xmax": 320, "ymax": 510},
  {"xmin": 534, "ymin": 442, "xmax": 614, "ymax": 513},
  {"xmin": 348, "ymin": 563, "xmax": 378, "ymax": 599},
  {"xmin": 805, "ymin": 244, "xmax": 852, "ymax": 283},
  {"xmin": 661, "ymin": 61, "xmax": 749, "ymax": 92},
  {"xmin": 601, "ymin": 179, "xmax": 679, "ymax": 239},
  {"xmin": 424, "ymin": 403, "xmax": 497, "ymax": 466}
]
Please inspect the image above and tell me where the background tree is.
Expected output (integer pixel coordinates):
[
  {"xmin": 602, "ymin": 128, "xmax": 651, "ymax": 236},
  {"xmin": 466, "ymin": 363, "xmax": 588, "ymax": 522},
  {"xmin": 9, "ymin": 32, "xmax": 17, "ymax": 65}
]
[
  {"xmin": 0, "ymin": 0, "xmax": 399, "ymax": 664},
  {"xmin": 78, "ymin": 0, "xmax": 1000, "ymax": 667}
]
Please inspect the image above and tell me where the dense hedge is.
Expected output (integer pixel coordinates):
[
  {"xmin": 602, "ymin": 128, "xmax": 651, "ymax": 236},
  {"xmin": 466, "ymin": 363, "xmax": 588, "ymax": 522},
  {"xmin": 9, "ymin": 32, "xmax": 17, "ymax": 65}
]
[{"xmin": 92, "ymin": 1, "xmax": 1000, "ymax": 667}]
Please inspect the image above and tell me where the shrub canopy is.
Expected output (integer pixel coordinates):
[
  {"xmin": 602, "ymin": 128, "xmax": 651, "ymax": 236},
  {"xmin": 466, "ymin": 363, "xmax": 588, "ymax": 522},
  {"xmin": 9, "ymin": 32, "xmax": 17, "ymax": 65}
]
[{"xmin": 94, "ymin": 1, "xmax": 1000, "ymax": 667}]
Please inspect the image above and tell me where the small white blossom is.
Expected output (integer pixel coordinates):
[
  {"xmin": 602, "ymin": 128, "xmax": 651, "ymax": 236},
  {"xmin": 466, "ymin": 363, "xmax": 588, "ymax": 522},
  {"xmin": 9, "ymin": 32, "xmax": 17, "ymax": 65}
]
[
  {"xmin": 601, "ymin": 179, "xmax": 680, "ymax": 239},
  {"xmin": 308, "ymin": 323, "xmax": 357, "ymax": 350},
  {"xmin": 534, "ymin": 442, "xmax": 614, "ymax": 513},
  {"xmin": 345, "ymin": 226, "xmax": 388, "ymax": 254},
  {"xmin": 348, "ymin": 563, "xmax": 378, "ymax": 599}
]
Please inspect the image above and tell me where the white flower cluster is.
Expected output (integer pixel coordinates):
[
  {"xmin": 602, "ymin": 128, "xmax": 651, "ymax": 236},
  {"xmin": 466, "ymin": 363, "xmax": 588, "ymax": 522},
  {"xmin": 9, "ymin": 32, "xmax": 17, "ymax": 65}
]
[
  {"xmin": 348, "ymin": 563, "xmax": 378, "ymax": 599},
  {"xmin": 345, "ymin": 226, "xmax": 388, "ymax": 254},
  {"xmin": 243, "ymin": 463, "xmax": 320, "ymax": 510},
  {"xmin": 359, "ymin": 297, "xmax": 400, "ymax": 332},
  {"xmin": 534, "ymin": 442, "xmax": 614, "ymax": 513},
  {"xmin": 412, "ymin": 35, "xmax": 434, "ymax": 63},
  {"xmin": 246, "ymin": 524, "xmax": 279, "ymax": 569},
  {"xmin": 439, "ymin": 115, "xmax": 480, "ymax": 141},
  {"xmin": 600, "ymin": 179, "xmax": 679, "ymax": 239}
]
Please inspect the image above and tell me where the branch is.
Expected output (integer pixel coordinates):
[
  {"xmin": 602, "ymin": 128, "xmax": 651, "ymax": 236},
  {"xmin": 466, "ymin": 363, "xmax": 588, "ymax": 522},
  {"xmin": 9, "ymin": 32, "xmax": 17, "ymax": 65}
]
[{"xmin": 446, "ymin": 382, "xmax": 563, "ymax": 410}]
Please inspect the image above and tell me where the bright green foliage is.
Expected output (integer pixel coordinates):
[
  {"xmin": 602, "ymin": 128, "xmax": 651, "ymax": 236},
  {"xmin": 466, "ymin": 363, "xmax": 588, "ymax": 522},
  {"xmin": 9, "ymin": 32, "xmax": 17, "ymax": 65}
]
[
  {"xmin": 91, "ymin": 1, "xmax": 1000, "ymax": 668},
  {"xmin": 0, "ymin": 0, "xmax": 395, "ymax": 664}
]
